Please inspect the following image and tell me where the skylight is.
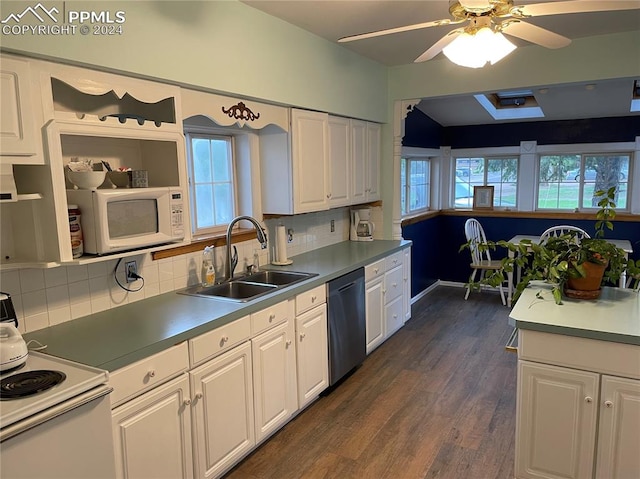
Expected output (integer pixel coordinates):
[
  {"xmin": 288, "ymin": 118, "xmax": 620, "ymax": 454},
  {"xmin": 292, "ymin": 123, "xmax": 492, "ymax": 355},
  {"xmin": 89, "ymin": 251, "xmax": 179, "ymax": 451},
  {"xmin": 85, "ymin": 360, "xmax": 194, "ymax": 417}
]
[{"xmin": 474, "ymin": 90, "xmax": 544, "ymax": 121}]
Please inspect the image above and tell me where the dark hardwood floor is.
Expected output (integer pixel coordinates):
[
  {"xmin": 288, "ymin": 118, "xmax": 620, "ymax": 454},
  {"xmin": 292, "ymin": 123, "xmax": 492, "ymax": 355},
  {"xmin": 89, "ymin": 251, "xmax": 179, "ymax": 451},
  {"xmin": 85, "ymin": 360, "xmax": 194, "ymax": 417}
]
[{"xmin": 225, "ymin": 286, "xmax": 517, "ymax": 479}]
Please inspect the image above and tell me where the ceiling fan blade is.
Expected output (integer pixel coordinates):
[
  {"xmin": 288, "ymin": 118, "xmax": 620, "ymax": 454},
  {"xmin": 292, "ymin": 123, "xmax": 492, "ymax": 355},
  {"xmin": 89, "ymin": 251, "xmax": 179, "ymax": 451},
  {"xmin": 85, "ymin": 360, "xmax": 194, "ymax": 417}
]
[
  {"xmin": 338, "ymin": 18, "xmax": 462, "ymax": 43},
  {"xmin": 414, "ymin": 29, "xmax": 464, "ymax": 63},
  {"xmin": 516, "ymin": 0, "xmax": 640, "ymax": 17},
  {"xmin": 503, "ymin": 20, "xmax": 571, "ymax": 49}
]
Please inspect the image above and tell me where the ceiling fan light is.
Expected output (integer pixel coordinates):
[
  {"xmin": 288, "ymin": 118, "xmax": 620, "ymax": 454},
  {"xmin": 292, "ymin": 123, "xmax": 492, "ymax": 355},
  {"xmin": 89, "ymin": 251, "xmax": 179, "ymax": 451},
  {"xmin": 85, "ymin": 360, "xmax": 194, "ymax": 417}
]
[
  {"xmin": 443, "ymin": 32, "xmax": 487, "ymax": 68},
  {"xmin": 487, "ymin": 32, "xmax": 516, "ymax": 65},
  {"xmin": 442, "ymin": 26, "xmax": 516, "ymax": 68}
]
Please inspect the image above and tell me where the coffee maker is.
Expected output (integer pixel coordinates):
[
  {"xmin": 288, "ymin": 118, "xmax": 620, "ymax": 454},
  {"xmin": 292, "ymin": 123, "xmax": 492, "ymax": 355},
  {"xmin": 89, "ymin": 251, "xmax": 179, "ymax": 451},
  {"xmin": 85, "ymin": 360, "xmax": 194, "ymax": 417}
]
[{"xmin": 350, "ymin": 208, "xmax": 374, "ymax": 241}]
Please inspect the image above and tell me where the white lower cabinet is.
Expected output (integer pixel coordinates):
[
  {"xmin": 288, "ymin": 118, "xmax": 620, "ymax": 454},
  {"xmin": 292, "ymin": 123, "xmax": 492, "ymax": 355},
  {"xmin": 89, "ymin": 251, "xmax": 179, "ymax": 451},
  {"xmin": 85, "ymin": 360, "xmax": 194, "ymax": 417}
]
[
  {"xmin": 295, "ymin": 285, "xmax": 328, "ymax": 409},
  {"xmin": 516, "ymin": 362, "xmax": 599, "ymax": 479},
  {"xmin": 251, "ymin": 315, "xmax": 298, "ymax": 444},
  {"xmin": 365, "ymin": 275, "xmax": 385, "ymax": 354},
  {"xmin": 516, "ymin": 330, "xmax": 640, "ymax": 479},
  {"xmin": 112, "ymin": 374, "xmax": 194, "ymax": 479},
  {"xmin": 189, "ymin": 341, "xmax": 255, "ymax": 479},
  {"xmin": 364, "ymin": 247, "xmax": 411, "ymax": 354},
  {"xmin": 595, "ymin": 375, "xmax": 640, "ymax": 478}
]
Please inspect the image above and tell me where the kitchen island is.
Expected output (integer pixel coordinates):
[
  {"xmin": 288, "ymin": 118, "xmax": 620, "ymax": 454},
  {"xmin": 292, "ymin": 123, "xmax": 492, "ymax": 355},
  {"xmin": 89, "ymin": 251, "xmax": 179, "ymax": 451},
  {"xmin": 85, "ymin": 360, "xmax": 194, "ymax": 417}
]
[{"xmin": 510, "ymin": 284, "xmax": 640, "ymax": 479}]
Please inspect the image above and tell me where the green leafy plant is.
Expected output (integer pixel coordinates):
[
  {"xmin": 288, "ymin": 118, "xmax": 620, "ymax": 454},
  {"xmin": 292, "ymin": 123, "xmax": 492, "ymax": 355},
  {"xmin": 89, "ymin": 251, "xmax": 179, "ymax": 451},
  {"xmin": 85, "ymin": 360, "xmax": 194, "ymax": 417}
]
[{"xmin": 460, "ymin": 188, "xmax": 635, "ymax": 305}]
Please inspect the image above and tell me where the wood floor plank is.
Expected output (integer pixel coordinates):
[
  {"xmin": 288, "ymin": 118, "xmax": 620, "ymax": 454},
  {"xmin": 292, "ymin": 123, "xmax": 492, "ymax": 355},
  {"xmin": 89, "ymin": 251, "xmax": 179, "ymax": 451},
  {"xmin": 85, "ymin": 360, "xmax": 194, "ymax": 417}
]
[{"xmin": 225, "ymin": 286, "xmax": 516, "ymax": 479}]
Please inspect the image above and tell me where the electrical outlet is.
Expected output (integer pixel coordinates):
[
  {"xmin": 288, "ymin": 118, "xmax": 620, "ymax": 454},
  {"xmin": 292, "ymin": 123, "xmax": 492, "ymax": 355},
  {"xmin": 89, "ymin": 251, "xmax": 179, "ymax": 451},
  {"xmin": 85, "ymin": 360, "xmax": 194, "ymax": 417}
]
[
  {"xmin": 330, "ymin": 219, "xmax": 335, "ymax": 232},
  {"xmin": 125, "ymin": 260, "xmax": 138, "ymax": 283}
]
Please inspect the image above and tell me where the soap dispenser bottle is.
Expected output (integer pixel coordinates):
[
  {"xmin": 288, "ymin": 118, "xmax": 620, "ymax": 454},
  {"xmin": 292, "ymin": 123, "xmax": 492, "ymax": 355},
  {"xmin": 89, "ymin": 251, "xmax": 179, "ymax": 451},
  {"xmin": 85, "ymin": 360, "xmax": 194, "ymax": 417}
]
[{"xmin": 202, "ymin": 246, "xmax": 215, "ymax": 286}]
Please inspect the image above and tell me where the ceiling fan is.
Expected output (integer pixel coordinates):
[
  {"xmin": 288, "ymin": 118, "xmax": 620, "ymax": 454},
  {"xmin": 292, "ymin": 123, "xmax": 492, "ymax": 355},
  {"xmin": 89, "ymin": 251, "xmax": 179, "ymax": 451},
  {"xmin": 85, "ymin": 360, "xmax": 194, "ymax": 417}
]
[{"xmin": 338, "ymin": 0, "xmax": 640, "ymax": 68}]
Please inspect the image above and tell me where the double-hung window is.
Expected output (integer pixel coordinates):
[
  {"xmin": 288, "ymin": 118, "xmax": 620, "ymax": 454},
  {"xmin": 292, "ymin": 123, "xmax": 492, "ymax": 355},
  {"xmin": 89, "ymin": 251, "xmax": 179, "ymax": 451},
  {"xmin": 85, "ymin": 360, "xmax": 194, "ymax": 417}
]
[
  {"xmin": 454, "ymin": 157, "xmax": 518, "ymax": 208},
  {"xmin": 537, "ymin": 153, "xmax": 631, "ymax": 210},
  {"xmin": 400, "ymin": 157, "xmax": 430, "ymax": 215},
  {"xmin": 185, "ymin": 132, "xmax": 237, "ymax": 236}
]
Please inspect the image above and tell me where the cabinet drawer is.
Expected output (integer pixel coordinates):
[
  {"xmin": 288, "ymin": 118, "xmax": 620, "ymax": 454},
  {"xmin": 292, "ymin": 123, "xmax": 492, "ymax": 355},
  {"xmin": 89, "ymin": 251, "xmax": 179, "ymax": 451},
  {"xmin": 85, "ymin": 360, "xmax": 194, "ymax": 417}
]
[
  {"xmin": 109, "ymin": 342, "xmax": 189, "ymax": 407},
  {"xmin": 385, "ymin": 251, "xmax": 403, "ymax": 271},
  {"xmin": 384, "ymin": 265, "xmax": 403, "ymax": 303},
  {"xmin": 365, "ymin": 259, "xmax": 385, "ymax": 282},
  {"xmin": 519, "ymin": 329, "xmax": 640, "ymax": 380},
  {"xmin": 251, "ymin": 300, "xmax": 289, "ymax": 335},
  {"xmin": 190, "ymin": 315, "xmax": 251, "ymax": 366},
  {"xmin": 295, "ymin": 285, "xmax": 326, "ymax": 316}
]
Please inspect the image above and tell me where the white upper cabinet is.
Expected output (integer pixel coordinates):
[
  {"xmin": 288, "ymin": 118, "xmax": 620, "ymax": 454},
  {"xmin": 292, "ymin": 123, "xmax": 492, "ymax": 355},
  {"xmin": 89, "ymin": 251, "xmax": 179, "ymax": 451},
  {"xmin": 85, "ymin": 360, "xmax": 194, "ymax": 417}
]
[
  {"xmin": 327, "ymin": 115, "xmax": 350, "ymax": 207},
  {"xmin": 291, "ymin": 109, "xmax": 329, "ymax": 213},
  {"xmin": 0, "ymin": 54, "xmax": 39, "ymax": 162},
  {"xmin": 351, "ymin": 120, "xmax": 381, "ymax": 204}
]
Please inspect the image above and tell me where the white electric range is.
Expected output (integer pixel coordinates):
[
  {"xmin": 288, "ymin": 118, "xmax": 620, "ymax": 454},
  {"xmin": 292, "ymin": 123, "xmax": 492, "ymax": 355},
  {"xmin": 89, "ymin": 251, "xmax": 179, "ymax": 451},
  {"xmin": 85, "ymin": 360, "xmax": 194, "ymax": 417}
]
[{"xmin": 0, "ymin": 350, "xmax": 116, "ymax": 478}]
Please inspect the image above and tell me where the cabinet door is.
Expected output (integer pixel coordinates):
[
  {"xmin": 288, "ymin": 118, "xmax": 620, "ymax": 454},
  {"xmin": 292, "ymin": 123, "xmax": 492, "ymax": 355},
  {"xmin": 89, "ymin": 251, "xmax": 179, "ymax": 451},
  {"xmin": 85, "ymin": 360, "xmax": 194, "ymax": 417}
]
[
  {"xmin": 327, "ymin": 116, "xmax": 350, "ymax": 207},
  {"xmin": 190, "ymin": 341, "xmax": 255, "ymax": 479},
  {"xmin": 291, "ymin": 109, "xmax": 328, "ymax": 213},
  {"xmin": 350, "ymin": 119, "xmax": 367, "ymax": 203},
  {"xmin": 516, "ymin": 361, "xmax": 598, "ymax": 479},
  {"xmin": 365, "ymin": 276, "xmax": 385, "ymax": 354},
  {"xmin": 112, "ymin": 374, "xmax": 193, "ymax": 479},
  {"xmin": 296, "ymin": 304, "xmax": 328, "ymax": 408},
  {"xmin": 384, "ymin": 295, "xmax": 404, "ymax": 338},
  {"xmin": 595, "ymin": 375, "xmax": 640, "ymax": 479},
  {"xmin": 0, "ymin": 55, "xmax": 37, "ymax": 159},
  {"xmin": 252, "ymin": 319, "xmax": 297, "ymax": 443},
  {"xmin": 403, "ymin": 247, "xmax": 412, "ymax": 322},
  {"xmin": 366, "ymin": 122, "xmax": 381, "ymax": 201}
]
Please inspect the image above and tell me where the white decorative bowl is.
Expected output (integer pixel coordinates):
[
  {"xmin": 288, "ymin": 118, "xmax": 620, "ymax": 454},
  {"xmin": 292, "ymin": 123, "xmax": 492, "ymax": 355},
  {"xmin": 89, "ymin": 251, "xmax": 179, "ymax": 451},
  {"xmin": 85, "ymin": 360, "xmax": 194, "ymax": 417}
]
[{"xmin": 66, "ymin": 170, "xmax": 107, "ymax": 190}]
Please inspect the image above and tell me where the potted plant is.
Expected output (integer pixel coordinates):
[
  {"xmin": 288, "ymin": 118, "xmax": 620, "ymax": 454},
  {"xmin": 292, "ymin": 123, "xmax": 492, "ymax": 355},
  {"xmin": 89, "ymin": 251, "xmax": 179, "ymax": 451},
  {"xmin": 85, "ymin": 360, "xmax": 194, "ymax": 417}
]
[{"xmin": 461, "ymin": 187, "xmax": 639, "ymax": 305}]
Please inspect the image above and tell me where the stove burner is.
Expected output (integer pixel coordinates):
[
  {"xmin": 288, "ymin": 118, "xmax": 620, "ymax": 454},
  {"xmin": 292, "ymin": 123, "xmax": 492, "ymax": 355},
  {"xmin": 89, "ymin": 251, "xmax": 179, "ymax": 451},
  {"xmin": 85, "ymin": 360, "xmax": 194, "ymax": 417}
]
[{"xmin": 0, "ymin": 370, "xmax": 66, "ymax": 400}]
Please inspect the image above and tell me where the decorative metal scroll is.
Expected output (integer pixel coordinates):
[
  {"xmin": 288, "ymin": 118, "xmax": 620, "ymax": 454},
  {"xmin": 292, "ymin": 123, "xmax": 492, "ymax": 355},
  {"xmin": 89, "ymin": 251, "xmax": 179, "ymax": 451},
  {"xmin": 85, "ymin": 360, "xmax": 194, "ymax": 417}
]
[{"xmin": 221, "ymin": 102, "xmax": 260, "ymax": 122}]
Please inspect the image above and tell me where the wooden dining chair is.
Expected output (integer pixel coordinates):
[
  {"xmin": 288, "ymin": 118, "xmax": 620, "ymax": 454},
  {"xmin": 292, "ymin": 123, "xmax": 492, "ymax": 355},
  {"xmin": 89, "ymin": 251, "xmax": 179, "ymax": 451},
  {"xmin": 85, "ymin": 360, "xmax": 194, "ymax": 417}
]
[
  {"xmin": 539, "ymin": 225, "xmax": 590, "ymax": 243},
  {"xmin": 464, "ymin": 218, "xmax": 506, "ymax": 306}
]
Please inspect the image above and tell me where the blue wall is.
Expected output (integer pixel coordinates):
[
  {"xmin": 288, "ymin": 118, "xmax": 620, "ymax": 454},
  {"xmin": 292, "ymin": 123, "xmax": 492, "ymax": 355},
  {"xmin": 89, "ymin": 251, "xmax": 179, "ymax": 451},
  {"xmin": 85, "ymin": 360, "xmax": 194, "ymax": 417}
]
[{"xmin": 403, "ymin": 215, "xmax": 640, "ymax": 292}]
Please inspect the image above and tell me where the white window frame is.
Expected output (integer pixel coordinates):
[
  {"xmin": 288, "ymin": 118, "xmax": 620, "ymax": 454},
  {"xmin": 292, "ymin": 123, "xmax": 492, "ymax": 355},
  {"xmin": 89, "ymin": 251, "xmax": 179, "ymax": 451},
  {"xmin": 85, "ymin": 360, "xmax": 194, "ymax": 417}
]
[
  {"xmin": 535, "ymin": 142, "xmax": 634, "ymax": 212},
  {"xmin": 401, "ymin": 156, "xmax": 431, "ymax": 216},
  {"xmin": 452, "ymin": 155, "xmax": 519, "ymax": 209},
  {"xmin": 184, "ymin": 129, "xmax": 239, "ymax": 237}
]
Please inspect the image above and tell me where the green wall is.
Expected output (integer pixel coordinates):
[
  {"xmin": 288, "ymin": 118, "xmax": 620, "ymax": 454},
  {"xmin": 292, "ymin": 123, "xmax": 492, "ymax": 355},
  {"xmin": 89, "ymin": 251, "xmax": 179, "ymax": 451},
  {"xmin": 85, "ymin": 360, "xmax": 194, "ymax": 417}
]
[{"xmin": 1, "ymin": 0, "xmax": 388, "ymax": 122}]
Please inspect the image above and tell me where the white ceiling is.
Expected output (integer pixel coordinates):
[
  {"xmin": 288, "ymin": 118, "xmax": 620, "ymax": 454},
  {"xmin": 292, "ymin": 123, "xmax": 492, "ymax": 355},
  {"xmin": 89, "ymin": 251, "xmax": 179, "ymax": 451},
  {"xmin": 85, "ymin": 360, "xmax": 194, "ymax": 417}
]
[{"xmin": 241, "ymin": 0, "xmax": 640, "ymax": 125}]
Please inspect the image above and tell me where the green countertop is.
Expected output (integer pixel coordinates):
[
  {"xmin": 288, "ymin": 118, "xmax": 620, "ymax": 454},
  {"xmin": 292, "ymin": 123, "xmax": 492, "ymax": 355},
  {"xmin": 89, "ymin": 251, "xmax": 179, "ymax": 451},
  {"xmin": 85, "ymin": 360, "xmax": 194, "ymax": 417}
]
[
  {"xmin": 25, "ymin": 240, "xmax": 411, "ymax": 371},
  {"xmin": 510, "ymin": 283, "xmax": 640, "ymax": 346}
]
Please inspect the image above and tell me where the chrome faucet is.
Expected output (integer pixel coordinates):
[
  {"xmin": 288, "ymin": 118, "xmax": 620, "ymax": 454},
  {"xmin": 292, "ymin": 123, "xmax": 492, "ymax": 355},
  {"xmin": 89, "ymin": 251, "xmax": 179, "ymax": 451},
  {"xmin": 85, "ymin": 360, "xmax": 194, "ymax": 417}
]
[{"xmin": 225, "ymin": 215, "xmax": 267, "ymax": 281}]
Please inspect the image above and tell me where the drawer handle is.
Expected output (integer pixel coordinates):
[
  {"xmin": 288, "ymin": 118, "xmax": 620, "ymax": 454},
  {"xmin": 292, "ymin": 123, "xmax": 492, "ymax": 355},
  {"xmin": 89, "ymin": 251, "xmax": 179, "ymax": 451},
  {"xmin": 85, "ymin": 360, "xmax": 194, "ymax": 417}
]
[
  {"xmin": 269, "ymin": 314, "xmax": 275, "ymax": 322},
  {"xmin": 195, "ymin": 392, "xmax": 203, "ymax": 400},
  {"xmin": 147, "ymin": 370, "xmax": 156, "ymax": 378},
  {"xmin": 183, "ymin": 398, "xmax": 192, "ymax": 406},
  {"xmin": 604, "ymin": 400, "xmax": 613, "ymax": 408},
  {"xmin": 585, "ymin": 396, "xmax": 593, "ymax": 404}
]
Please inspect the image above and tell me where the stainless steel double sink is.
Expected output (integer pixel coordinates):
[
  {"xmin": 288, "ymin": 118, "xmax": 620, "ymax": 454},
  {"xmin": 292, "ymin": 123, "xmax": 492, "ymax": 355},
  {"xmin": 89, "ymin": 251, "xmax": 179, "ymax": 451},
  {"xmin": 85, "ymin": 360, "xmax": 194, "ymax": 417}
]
[{"xmin": 178, "ymin": 270, "xmax": 318, "ymax": 302}]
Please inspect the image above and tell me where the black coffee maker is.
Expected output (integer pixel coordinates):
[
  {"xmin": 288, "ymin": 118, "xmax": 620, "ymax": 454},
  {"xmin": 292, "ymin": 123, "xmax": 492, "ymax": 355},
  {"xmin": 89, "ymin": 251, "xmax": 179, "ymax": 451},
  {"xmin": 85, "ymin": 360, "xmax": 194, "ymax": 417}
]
[{"xmin": 0, "ymin": 292, "xmax": 18, "ymax": 327}]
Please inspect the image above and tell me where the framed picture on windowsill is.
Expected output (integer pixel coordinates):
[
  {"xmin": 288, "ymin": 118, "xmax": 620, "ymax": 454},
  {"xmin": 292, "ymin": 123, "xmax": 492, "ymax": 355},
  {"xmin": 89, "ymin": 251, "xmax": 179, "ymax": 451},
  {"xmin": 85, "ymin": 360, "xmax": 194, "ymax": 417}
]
[{"xmin": 473, "ymin": 186, "xmax": 494, "ymax": 209}]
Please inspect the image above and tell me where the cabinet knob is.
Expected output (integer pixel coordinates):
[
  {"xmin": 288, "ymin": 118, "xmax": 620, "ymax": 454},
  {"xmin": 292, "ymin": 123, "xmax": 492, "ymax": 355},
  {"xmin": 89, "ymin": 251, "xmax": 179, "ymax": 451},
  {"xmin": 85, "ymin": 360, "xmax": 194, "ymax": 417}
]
[
  {"xmin": 311, "ymin": 295, "xmax": 316, "ymax": 302},
  {"xmin": 147, "ymin": 370, "xmax": 156, "ymax": 378},
  {"xmin": 327, "ymin": 193, "xmax": 331, "ymax": 199},
  {"xmin": 286, "ymin": 340, "xmax": 292, "ymax": 348},
  {"xmin": 300, "ymin": 332, "xmax": 306, "ymax": 340},
  {"xmin": 392, "ymin": 283, "xmax": 397, "ymax": 288},
  {"xmin": 222, "ymin": 335, "xmax": 229, "ymax": 342},
  {"xmin": 585, "ymin": 396, "xmax": 593, "ymax": 403},
  {"xmin": 183, "ymin": 398, "xmax": 192, "ymax": 406},
  {"xmin": 374, "ymin": 268, "xmax": 379, "ymax": 274},
  {"xmin": 269, "ymin": 314, "xmax": 275, "ymax": 322},
  {"xmin": 604, "ymin": 400, "xmax": 614, "ymax": 408},
  {"xmin": 195, "ymin": 392, "xmax": 203, "ymax": 400}
]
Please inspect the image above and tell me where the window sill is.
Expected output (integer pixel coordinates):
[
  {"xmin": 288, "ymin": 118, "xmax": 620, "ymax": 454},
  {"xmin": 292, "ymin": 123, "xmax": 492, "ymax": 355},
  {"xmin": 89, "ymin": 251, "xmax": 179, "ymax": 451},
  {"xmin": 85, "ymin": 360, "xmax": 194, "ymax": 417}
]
[{"xmin": 151, "ymin": 228, "xmax": 260, "ymax": 261}]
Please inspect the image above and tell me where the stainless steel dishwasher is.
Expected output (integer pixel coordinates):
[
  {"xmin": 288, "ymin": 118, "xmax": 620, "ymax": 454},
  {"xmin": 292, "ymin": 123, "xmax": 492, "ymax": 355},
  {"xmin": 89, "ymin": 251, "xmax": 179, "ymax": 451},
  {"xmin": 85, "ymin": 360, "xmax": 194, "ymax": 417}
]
[{"xmin": 327, "ymin": 268, "xmax": 366, "ymax": 386}]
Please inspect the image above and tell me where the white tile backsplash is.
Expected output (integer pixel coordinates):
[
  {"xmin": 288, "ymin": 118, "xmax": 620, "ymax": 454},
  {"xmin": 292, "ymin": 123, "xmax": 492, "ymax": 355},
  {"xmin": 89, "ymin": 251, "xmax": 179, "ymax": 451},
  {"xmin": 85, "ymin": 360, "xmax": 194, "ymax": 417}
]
[{"xmin": 0, "ymin": 208, "xmax": 352, "ymax": 333}]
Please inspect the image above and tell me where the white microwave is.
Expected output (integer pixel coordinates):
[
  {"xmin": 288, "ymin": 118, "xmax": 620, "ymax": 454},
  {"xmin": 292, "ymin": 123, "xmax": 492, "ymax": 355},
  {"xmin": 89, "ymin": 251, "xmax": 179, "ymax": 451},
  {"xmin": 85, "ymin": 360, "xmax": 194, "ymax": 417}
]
[{"xmin": 66, "ymin": 187, "xmax": 185, "ymax": 255}]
